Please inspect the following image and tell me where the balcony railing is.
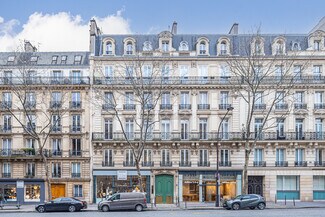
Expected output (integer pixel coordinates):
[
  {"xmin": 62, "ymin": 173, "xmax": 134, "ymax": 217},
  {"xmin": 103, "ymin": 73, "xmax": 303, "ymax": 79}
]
[
  {"xmin": 92, "ymin": 131, "xmax": 325, "ymax": 142},
  {"xmin": 294, "ymin": 103, "xmax": 307, "ymax": 109},
  {"xmin": 197, "ymin": 104, "xmax": 210, "ymax": 110},
  {"xmin": 24, "ymin": 101, "xmax": 36, "ymax": 109},
  {"xmin": 123, "ymin": 104, "xmax": 136, "ymax": 110},
  {"xmin": 0, "ymin": 101, "xmax": 12, "ymax": 109},
  {"xmin": 219, "ymin": 161, "xmax": 232, "ymax": 167},
  {"xmin": 25, "ymin": 173, "xmax": 35, "ymax": 178},
  {"xmin": 314, "ymin": 103, "xmax": 325, "ymax": 109},
  {"xmin": 144, "ymin": 104, "xmax": 154, "ymax": 110},
  {"xmin": 160, "ymin": 104, "xmax": 172, "ymax": 110},
  {"xmin": 71, "ymin": 173, "xmax": 81, "ymax": 178},
  {"xmin": 69, "ymin": 101, "xmax": 82, "ymax": 109},
  {"xmin": 253, "ymin": 161, "xmax": 266, "ymax": 167},
  {"xmin": 69, "ymin": 150, "xmax": 82, "ymax": 157},
  {"xmin": 275, "ymin": 103, "xmax": 288, "ymax": 110},
  {"xmin": 102, "ymin": 161, "xmax": 115, "ymax": 167},
  {"xmin": 123, "ymin": 161, "xmax": 135, "ymax": 167},
  {"xmin": 142, "ymin": 161, "xmax": 154, "ymax": 167},
  {"xmin": 102, "ymin": 104, "xmax": 114, "ymax": 110},
  {"xmin": 2, "ymin": 173, "xmax": 11, "ymax": 178},
  {"xmin": 179, "ymin": 104, "xmax": 191, "ymax": 110},
  {"xmin": 198, "ymin": 161, "xmax": 210, "ymax": 167},
  {"xmin": 70, "ymin": 126, "xmax": 81, "ymax": 133},
  {"xmin": 179, "ymin": 161, "xmax": 191, "ymax": 167},
  {"xmin": 0, "ymin": 149, "xmax": 43, "ymax": 157},
  {"xmin": 50, "ymin": 101, "xmax": 62, "ymax": 109},
  {"xmin": 50, "ymin": 150, "xmax": 62, "ymax": 157},
  {"xmin": 254, "ymin": 104, "xmax": 266, "ymax": 110},
  {"xmin": 219, "ymin": 104, "xmax": 232, "ymax": 110},
  {"xmin": 52, "ymin": 173, "xmax": 61, "ymax": 178},
  {"xmin": 314, "ymin": 161, "xmax": 325, "ymax": 167},
  {"xmin": 0, "ymin": 125, "xmax": 12, "ymax": 133},
  {"xmin": 294, "ymin": 161, "xmax": 307, "ymax": 167},
  {"xmin": 0, "ymin": 76, "xmax": 90, "ymax": 85},
  {"xmin": 275, "ymin": 161, "xmax": 288, "ymax": 167},
  {"xmin": 160, "ymin": 161, "xmax": 173, "ymax": 167}
]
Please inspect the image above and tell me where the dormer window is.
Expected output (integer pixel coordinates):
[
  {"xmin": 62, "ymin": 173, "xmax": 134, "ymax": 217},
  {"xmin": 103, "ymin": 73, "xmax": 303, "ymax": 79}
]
[
  {"xmin": 106, "ymin": 42, "xmax": 113, "ymax": 55},
  {"xmin": 255, "ymin": 40, "xmax": 262, "ymax": 55},
  {"xmin": 179, "ymin": 41, "xmax": 189, "ymax": 51},
  {"xmin": 199, "ymin": 42, "xmax": 207, "ymax": 54},
  {"xmin": 162, "ymin": 41, "xmax": 169, "ymax": 52},
  {"xmin": 220, "ymin": 41, "xmax": 227, "ymax": 55},
  {"xmin": 276, "ymin": 41, "xmax": 284, "ymax": 55},
  {"xmin": 292, "ymin": 42, "xmax": 301, "ymax": 51},
  {"xmin": 61, "ymin": 56, "xmax": 67, "ymax": 64},
  {"xmin": 314, "ymin": 40, "xmax": 320, "ymax": 51},
  {"xmin": 30, "ymin": 56, "xmax": 38, "ymax": 64},
  {"xmin": 74, "ymin": 55, "xmax": 82, "ymax": 65},
  {"xmin": 7, "ymin": 56, "xmax": 15, "ymax": 64},
  {"xmin": 126, "ymin": 42, "xmax": 133, "ymax": 55},
  {"xmin": 51, "ymin": 56, "xmax": 58, "ymax": 64},
  {"xmin": 143, "ymin": 41, "xmax": 152, "ymax": 51}
]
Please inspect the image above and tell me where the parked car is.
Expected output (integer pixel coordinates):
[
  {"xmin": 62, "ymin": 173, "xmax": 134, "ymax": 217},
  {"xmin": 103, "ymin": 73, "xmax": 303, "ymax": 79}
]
[
  {"xmin": 35, "ymin": 197, "xmax": 87, "ymax": 213},
  {"xmin": 98, "ymin": 192, "xmax": 147, "ymax": 212},
  {"xmin": 223, "ymin": 194, "xmax": 266, "ymax": 210}
]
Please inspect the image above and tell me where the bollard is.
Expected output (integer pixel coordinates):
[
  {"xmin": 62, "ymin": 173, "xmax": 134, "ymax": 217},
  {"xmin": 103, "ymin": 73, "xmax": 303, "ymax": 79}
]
[
  {"xmin": 185, "ymin": 200, "xmax": 187, "ymax": 209},
  {"xmin": 284, "ymin": 195, "xmax": 286, "ymax": 205},
  {"xmin": 275, "ymin": 194, "xmax": 277, "ymax": 204},
  {"xmin": 293, "ymin": 197, "xmax": 295, "ymax": 206}
]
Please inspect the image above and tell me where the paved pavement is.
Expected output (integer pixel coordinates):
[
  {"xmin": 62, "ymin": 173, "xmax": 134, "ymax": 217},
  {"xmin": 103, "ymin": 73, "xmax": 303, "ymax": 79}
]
[{"xmin": 0, "ymin": 201, "xmax": 325, "ymax": 213}]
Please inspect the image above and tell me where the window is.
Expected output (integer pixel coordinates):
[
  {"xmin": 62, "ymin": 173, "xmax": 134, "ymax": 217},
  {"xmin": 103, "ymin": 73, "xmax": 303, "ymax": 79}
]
[
  {"xmin": 276, "ymin": 148, "xmax": 286, "ymax": 162},
  {"xmin": 2, "ymin": 92, "xmax": 12, "ymax": 108},
  {"xmin": 26, "ymin": 114, "xmax": 36, "ymax": 131},
  {"xmin": 3, "ymin": 114, "xmax": 12, "ymax": 132},
  {"xmin": 277, "ymin": 118, "xmax": 285, "ymax": 139},
  {"xmin": 125, "ymin": 149, "xmax": 134, "ymax": 164},
  {"xmin": 199, "ymin": 118, "xmax": 208, "ymax": 140},
  {"xmin": 180, "ymin": 149, "xmax": 189, "ymax": 165},
  {"xmin": 295, "ymin": 119, "xmax": 304, "ymax": 140},
  {"xmin": 126, "ymin": 42, "xmax": 133, "ymax": 55},
  {"xmin": 71, "ymin": 92, "xmax": 81, "ymax": 108},
  {"xmin": 71, "ymin": 71, "xmax": 81, "ymax": 84},
  {"xmin": 3, "ymin": 71, "xmax": 12, "ymax": 84},
  {"xmin": 103, "ymin": 149, "xmax": 113, "ymax": 166},
  {"xmin": 104, "ymin": 65, "xmax": 113, "ymax": 80},
  {"xmin": 254, "ymin": 148, "xmax": 263, "ymax": 162},
  {"xmin": 253, "ymin": 65, "xmax": 262, "ymax": 80},
  {"xmin": 275, "ymin": 65, "xmax": 284, "ymax": 80},
  {"xmin": 74, "ymin": 185, "xmax": 83, "ymax": 197},
  {"xmin": 72, "ymin": 115, "xmax": 81, "ymax": 132},
  {"xmin": 180, "ymin": 92, "xmax": 190, "ymax": 108},
  {"xmin": 51, "ymin": 71, "xmax": 62, "ymax": 84},
  {"xmin": 199, "ymin": 41, "xmax": 206, "ymax": 54},
  {"xmin": 104, "ymin": 119, "xmax": 113, "ymax": 140},
  {"xmin": 125, "ymin": 65, "xmax": 134, "ymax": 78},
  {"xmin": 221, "ymin": 118, "xmax": 229, "ymax": 140},
  {"xmin": 143, "ymin": 41, "xmax": 152, "ymax": 51},
  {"xmin": 316, "ymin": 119, "xmax": 323, "ymax": 139},
  {"xmin": 313, "ymin": 176, "xmax": 325, "ymax": 191},
  {"xmin": 161, "ymin": 149, "xmax": 170, "ymax": 164},
  {"xmin": 61, "ymin": 55, "xmax": 67, "ymax": 64},
  {"xmin": 292, "ymin": 42, "xmax": 300, "ymax": 51},
  {"xmin": 179, "ymin": 41, "xmax": 189, "ymax": 51},
  {"xmin": 220, "ymin": 41, "xmax": 227, "ymax": 55},
  {"xmin": 125, "ymin": 92, "xmax": 134, "ymax": 105},
  {"xmin": 161, "ymin": 92, "xmax": 171, "ymax": 107},
  {"xmin": 144, "ymin": 119, "xmax": 153, "ymax": 140},
  {"xmin": 220, "ymin": 65, "xmax": 230, "ymax": 83},
  {"xmin": 26, "ymin": 163, "xmax": 35, "ymax": 177},
  {"xmin": 103, "ymin": 92, "xmax": 113, "ymax": 110},
  {"xmin": 276, "ymin": 92, "xmax": 285, "ymax": 108},
  {"xmin": 315, "ymin": 91, "xmax": 324, "ymax": 109},
  {"xmin": 52, "ymin": 163, "xmax": 61, "ymax": 178},
  {"xmin": 2, "ymin": 138, "xmax": 11, "ymax": 156},
  {"xmin": 255, "ymin": 40, "xmax": 262, "ymax": 54},
  {"xmin": 315, "ymin": 149, "xmax": 324, "ymax": 163},
  {"xmin": 106, "ymin": 42, "xmax": 113, "ymax": 55},
  {"xmin": 30, "ymin": 56, "xmax": 38, "ymax": 63},
  {"xmin": 71, "ymin": 138, "xmax": 81, "ymax": 156},
  {"xmin": 26, "ymin": 138, "xmax": 35, "ymax": 150},
  {"xmin": 51, "ymin": 56, "xmax": 58, "ymax": 64},
  {"xmin": 220, "ymin": 149, "xmax": 230, "ymax": 165},
  {"xmin": 199, "ymin": 149, "xmax": 208, "ymax": 165},
  {"xmin": 51, "ymin": 92, "xmax": 61, "ymax": 108},
  {"xmin": 26, "ymin": 92, "xmax": 36, "ymax": 108},
  {"xmin": 254, "ymin": 118, "xmax": 263, "ymax": 139},
  {"xmin": 199, "ymin": 92, "xmax": 208, "ymax": 109},
  {"xmin": 255, "ymin": 92, "xmax": 263, "ymax": 109},
  {"xmin": 161, "ymin": 119, "xmax": 170, "ymax": 140},
  {"xmin": 3, "ymin": 163, "xmax": 11, "ymax": 177},
  {"xmin": 295, "ymin": 148, "xmax": 305, "ymax": 162},
  {"xmin": 314, "ymin": 65, "xmax": 322, "ymax": 80},
  {"xmin": 143, "ymin": 65, "xmax": 152, "ymax": 78},
  {"xmin": 314, "ymin": 40, "xmax": 320, "ymax": 51},
  {"xmin": 74, "ymin": 55, "xmax": 82, "ymax": 64},
  {"xmin": 7, "ymin": 56, "xmax": 15, "ymax": 63},
  {"xmin": 181, "ymin": 120, "xmax": 189, "ymax": 140},
  {"xmin": 71, "ymin": 162, "xmax": 81, "ymax": 178},
  {"xmin": 180, "ymin": 65, "xmax": 189, "ymax": 83},
  {"xmin": 162, "ymin": 41, "xmax": 169, "ymax": 52},
  {"xmin": 143, "ymin": 149, "xmax": 152, "ymax": 163},
  {"xmin": 3, "ymin": 184, "xmax": 16, "ymax": 201},
  {"xmin": 220, "ymin": 91, "xmax": 229, "ymax": 109},
  {"xmin": 198, "ymin": 65, "xmax": 208, "ymax": 83},
  {"xmin": 125, "ymin": 119, "xmax": 134, "ymax": 140},
  {"xmin": 294, "ymin": 65, "xmax": 302, "ymax": 80},
  {"xmin": 162, "ymin": 65, "xmax": 170, "ymax": 81},
  {"xmin": 275, "ymin": 41, "xmax": 284, "ymax": 54},
  {"xmin": 277, "ymin": 176, "xmax": 300, "ymax": 191},
  {"xmin": 25, "ymin": 184, "xmax": 40, "ymax": 201},
  {"xmin": 52, "ymin": 139, "xmax": 61, "ymax": 156}
]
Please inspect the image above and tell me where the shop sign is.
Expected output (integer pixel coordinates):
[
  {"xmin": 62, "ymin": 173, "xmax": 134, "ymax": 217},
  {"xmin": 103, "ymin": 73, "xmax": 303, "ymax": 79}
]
[
  {"xmin": 183, "ymin": 174, "xmax": 200, "ymax": 180},
  {"xmin": 117, "ymin": 170, "xmax": 127, "ymax": 180},
  {"xmin": 184, "ymin": 180, "xmax": 199, "ymax": 184},
  {"xmin": 16, "ymin": 181, "xmax": 24, "ymax": 188}
]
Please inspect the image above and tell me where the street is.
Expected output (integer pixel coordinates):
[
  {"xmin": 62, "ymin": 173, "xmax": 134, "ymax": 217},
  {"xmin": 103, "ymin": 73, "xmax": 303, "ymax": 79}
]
[{"xmin": 1, "ymin": 208, "xmax": 325, "ymax": 217}]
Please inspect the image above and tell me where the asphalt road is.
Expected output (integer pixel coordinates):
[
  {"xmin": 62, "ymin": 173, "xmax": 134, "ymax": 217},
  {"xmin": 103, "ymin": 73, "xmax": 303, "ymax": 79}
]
[{"xmin": 1, "ymin": 208, "xmax": 325, "ymax": 217}]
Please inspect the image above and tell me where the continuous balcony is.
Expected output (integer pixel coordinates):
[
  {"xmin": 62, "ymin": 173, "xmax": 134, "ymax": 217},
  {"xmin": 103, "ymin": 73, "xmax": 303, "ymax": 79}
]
[
  {"xmin": 0, "ymin": 149, "xmax": 42, "ymax": 160},
  {"xmin": 102, "ymin": 104, "xmax": 114, "ymax": 110},
  {"xmin": 0, "ymin": 76, "xmax": 90, "ymax": 85}
]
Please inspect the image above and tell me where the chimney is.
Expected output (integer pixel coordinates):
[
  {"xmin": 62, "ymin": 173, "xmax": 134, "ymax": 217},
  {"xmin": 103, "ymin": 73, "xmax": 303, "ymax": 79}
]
[
  {"xmin": 171, "ymin": 21, "xmax": 177, "ymax": 34},
  {"xmin": 24, "ymin": 40, "xmax": 37, "ymax": 52},
  {"xmin": 228, "ymin": 23, "xmax": 239, "ymax": 35}
]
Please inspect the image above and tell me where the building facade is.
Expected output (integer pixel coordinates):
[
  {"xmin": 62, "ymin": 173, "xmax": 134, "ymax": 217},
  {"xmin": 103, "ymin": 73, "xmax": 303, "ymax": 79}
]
[
  {"xmin": 0, "ymin": 44, "xmax": 91, "ymax": 204},
  {"xmin": 89, "ymin": 19, "xmax": 325, "ymax": 203}
]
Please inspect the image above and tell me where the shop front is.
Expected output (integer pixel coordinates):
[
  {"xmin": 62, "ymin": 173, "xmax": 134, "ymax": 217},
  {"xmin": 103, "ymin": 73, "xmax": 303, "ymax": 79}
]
[
  {"xmin": 93, "ymin": 170, "xmax": 151, "ymax": 203},
  {"xmin": 178, "ymin": 171, "xmax": 241, "ymax": 202},
  {"xmin": 0, "ymin": 179, "xmax": 45, "ymax": 204}
]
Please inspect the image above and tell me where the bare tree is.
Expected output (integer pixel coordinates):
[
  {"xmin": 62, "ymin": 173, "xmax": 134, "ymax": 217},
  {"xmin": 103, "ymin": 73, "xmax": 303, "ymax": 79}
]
[
  {"xmin": 0, "ymin": 44, "xmax": 69, "ymax": 200},
  {"xmin": 93, "ymin": 53, "xmax": 172, "ymax": 192},
  {"xmin": 225, "ymin": 31, "xmax": 310, "ymax": 194}
]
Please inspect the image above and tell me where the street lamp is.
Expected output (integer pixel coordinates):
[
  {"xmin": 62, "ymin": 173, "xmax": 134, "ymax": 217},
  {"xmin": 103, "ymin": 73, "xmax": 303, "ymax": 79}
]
[{"xmin": 215, "ymin": 106, "xmax": 234, "ymax": 207}]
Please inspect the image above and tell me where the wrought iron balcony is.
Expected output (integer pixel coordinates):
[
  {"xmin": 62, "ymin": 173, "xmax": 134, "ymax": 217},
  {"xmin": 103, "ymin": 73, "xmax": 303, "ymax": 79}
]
[
  {"xmin": 294, "ymin": 103, "xmax": 307, "ymax": 109},
  {"xmin": 144, "ymin": 104, "xmax": 154, "ymax": 110},
  {"xmin": 25, "ymin": 173, "xmax": 35, "ymax": 178},
  {"xmin": 314, "ymin": 103, "xmax": 325, "ymax": 109},
  {"xmin": 275, "ymin": 161, "xmax": 288, "ymax": 167},
  {"xmin": 179, "ymin": 161, "xmax": 191, "ymax": 167},
  {"xmin": 160, "ymin": 104, "xmax": 172, "ymax": 110},
  {"xmin": 50, "ymin": 101, "xmax": 62, "ymax": 109},
  {"xmin": 70, "ymin": 125, "xmax": 81, "ymax": 133},
  {"xmin": 219, "ymin": 104, "xmax": 232, "ymax": 110},
  {"xmin": 71, "ymin": 173, "xmax": 81, "ymax": 178},
  {"xmin": 314, "ymin": 161, "xmax": 325, "ymax": 167},
  {"xmin": 123, "ymin": 161, "xmax": 135, "ymax": 167},
  {"xmin": 141, "ymin": 161, "xmax": 154, "ymax": 167},
  {"xmin": 69, "ymin": 150, "xmax": 82, "ymax": 157},
  {"xmin": 52, "ymin": 173, "xmax": 61, "ymax": 178},
  {"xmin": 2, "ymin": 173, "xmax": 11, "ymax": 178},
  {"xmin": 49, "ymin": 150, "xmax": 62, "ymax": 157},
  {"xmin": 102, "ymin": 161, "xmax": 114, "ymax": 167},
  {"xmin": 102, "ymin": 104, "xmax": 114, "ymax": 110},
  {"xmin": 253, "ymin": 161, "xmax": 266, "ymax": 167},
  {"xmin": 275, "ymin": 103, "xmax": 288, "ymax": 110},
  {"xmin": 160, "ymin": 161, "xmax": 172, "ymax": 167},
  {"xmin": 24, "ymin": 101, "xmax": 36, "ymax": 109},
  {"xmin": 197, "ymin": 104, "xmax": 210, "ymax": 110},
  {"xmin": 197, "ymin": 161, "xmax": 210, "ymax": 167},
  {"xmin": 219, "ymin": 161, "xmax": 232, "ymax": 167},
  {"xmin": 294, "ymin": 161, "xmax": 307, "ymax": 167},
  {"xmin": 123, "ymin": 104, "xmax": 136, "ymax": 110},
  {"xmin": 179, "ymin": 104, "xmax": 191, "ymax": 110},
  {"xmin": 69, "ymin": 101, "xmax": 82, "ymax": 109},
  {"xmin": 0, "ymin": 101, "xmax": 12, "ymax": 109},
  {"xmin": 0, "ymin": 125, "xmax": 12, "ymax": 133},
  {"xmin": 254, "ymin": 104, "xmax": 266, "ymax": 110}
]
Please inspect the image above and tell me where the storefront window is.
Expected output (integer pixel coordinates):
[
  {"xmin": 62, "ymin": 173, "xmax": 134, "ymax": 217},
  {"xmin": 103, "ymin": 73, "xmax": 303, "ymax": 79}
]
[
  {"xmin": 25, "ymin": 184, "xmax": 41, "ymax": 202},
  {"xmin": 1, "ymin": 185, "xmax": 17, "ymax": 202},
  {"xmin": 182, "ymin": 181, "xmax": 199, "ymax": 202}
]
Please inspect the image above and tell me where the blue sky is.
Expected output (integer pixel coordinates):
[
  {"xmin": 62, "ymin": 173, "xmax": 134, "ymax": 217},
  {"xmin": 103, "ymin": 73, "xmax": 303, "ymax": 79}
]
[{"xmin": 0, "ymin": 0, "xmax": 325, "ymax": 51}]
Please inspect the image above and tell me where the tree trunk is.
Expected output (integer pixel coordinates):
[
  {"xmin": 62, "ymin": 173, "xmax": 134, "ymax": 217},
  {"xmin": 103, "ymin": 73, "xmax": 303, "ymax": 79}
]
[
  {"xmin": 242, "ymin": 143, "xmax": 250, "ymax": 194},
  {"xmin": 40, "ymin": 148, "xmax": 51, "ymax": 201},
  {"xmin": 135, "ymin": 159, "xmax": 143, "ymax": 192}
]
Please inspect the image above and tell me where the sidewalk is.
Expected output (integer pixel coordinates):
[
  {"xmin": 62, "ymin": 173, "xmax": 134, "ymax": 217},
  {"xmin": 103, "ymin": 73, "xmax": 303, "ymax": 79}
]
[{"xmin": 0, "ymin": 201, "xmax": 325, "ymax": 213}]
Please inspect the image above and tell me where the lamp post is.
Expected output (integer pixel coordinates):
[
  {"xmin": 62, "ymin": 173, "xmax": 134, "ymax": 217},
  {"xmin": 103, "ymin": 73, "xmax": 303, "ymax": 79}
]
[{"xmin": 215, "ymin": 106, "xmax": 234, "ymax": 207}]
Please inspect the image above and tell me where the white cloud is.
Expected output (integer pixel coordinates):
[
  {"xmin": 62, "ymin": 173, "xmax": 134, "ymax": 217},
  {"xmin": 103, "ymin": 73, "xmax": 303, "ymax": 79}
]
[{"xmin": 0, "ymin": 11, "xmax": 131, "ymax": 52}]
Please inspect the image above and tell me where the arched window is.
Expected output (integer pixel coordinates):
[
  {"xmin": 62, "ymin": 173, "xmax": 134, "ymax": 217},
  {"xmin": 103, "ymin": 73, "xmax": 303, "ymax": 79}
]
[
  {"xmin": 143, "ymin": 41, "xmax": 152, "ymax": 51},
  {"xmin": 106, "ymin": 42, "xmax": 112, "ymax": 55},
  {"xmin": 292, "ymin": 42, "xmax": 300, "ymax": 51},
  {"xmin": 220, "ymin": 41, "xmax": 227, "ymax": 55},
  {"xmin": 276, "ymin": 41, "xmax": 284, "ymax": 54},
  {"xmin": 199, "ymin": 41, "xmax": 206, "ymax": 54},
  {"xmin": 255, "ymin": 40, "xmax": 262, "ymax": 54},
  {"xmin": 126, "ymin": 42, "xmax": 133, "ymax": 55},
  {"xmin": 179, "ymin": 41, "xmax": 189, "ymax": 51}
]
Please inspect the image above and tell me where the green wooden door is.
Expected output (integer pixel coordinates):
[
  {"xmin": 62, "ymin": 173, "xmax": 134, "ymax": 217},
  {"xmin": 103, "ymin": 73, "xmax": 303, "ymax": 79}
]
[{"xmin": 155, "ymin": 175, "xmax": 174, "ymax": 204}]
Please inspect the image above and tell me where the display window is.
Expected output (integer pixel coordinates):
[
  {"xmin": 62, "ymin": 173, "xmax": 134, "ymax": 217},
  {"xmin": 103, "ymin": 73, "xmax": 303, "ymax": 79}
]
[{"xmin": 25, "ymin": 184, "xmax": 41, "ymax": 202}]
